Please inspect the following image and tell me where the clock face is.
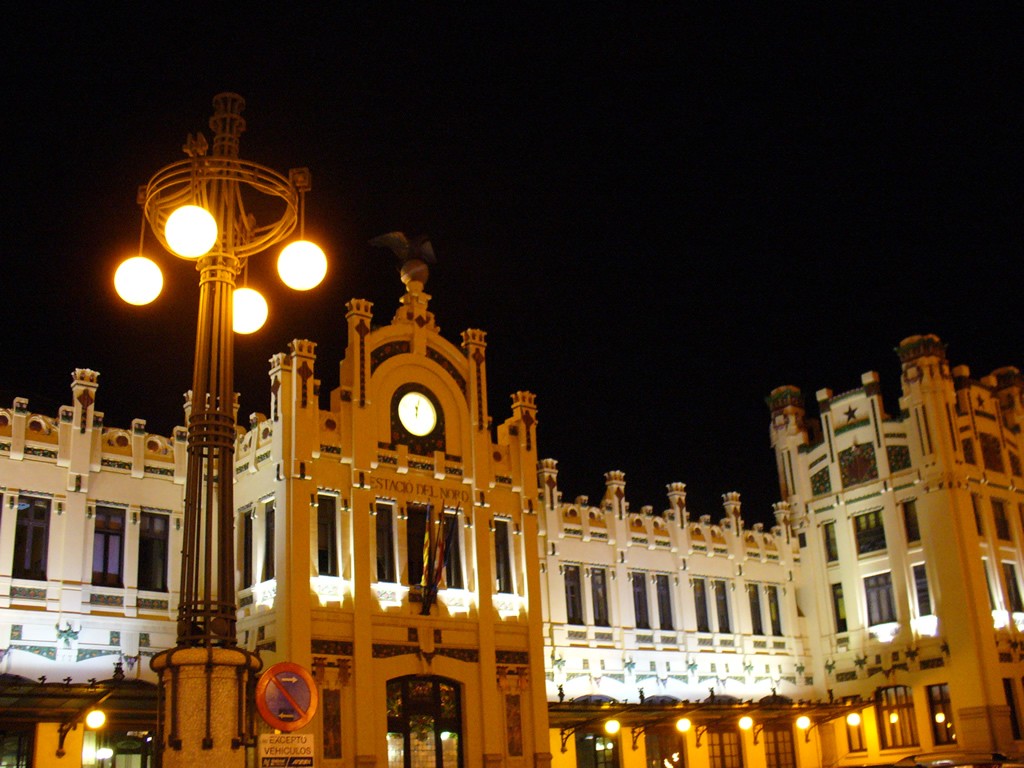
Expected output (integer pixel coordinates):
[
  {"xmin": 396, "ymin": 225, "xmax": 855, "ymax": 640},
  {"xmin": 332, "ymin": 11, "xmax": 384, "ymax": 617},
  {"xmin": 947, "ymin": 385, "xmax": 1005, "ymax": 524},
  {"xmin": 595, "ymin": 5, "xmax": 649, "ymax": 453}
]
[{"xmin": 397, "ymin": 391, "xmax": 437, "ymax": 436}]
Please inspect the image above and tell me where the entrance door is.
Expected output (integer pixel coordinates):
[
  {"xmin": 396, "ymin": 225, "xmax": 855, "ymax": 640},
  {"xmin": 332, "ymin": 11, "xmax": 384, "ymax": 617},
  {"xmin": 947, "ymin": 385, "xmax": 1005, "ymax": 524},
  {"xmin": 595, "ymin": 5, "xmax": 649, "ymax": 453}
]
[{"xmin": 386, "ymin": 676, "xmax": 463, "ymax": 768}]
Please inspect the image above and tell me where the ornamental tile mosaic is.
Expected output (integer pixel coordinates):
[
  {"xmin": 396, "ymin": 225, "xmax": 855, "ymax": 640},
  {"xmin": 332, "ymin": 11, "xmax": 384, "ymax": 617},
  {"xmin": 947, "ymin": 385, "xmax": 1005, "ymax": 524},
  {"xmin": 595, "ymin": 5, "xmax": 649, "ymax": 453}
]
[
  {"xmin": 14, "ymin": 645, "xmax": 56, "ymax": 660},
  {"xmin": 811, "ymin": 467, "xmax": 832, "ymax": 496},
  {"xmin": 496, "ymin": 650, "xmax": 529, "ymax": 665},
  {"xmin": 89, "ymin": 593, "xmax": 124, "ymax": 606},
  {"xmin": 839, "ymin": 443, "xmax": 878, "ymax": 488},
  {"xmin": 311, "ymin": 639, "xmax": 354, "ymax": 656},
  {"xmin": 426, "ymin": 348, "xmax": 467, "ymax": 395},
  {"xmin": 886, "ymin": 445, "xmax": 912, "ymax": 472},
  {"xmin": 11, "ymin": 586, "xmax": 46, "ymax": 600},
  {"xmin": 77, "ymin": 649, "xmax": 115, "ymax": 662},
  {"xmin": 370, "ymin": 341, "xmax": 411, "ymax": 373},
  {"xmin": 373, "ymin": 643, "xmax": 417, "ymax": 659},
  {"xmin": 437, "ymin": 647, "xmax": 480, "ymax": 662}
]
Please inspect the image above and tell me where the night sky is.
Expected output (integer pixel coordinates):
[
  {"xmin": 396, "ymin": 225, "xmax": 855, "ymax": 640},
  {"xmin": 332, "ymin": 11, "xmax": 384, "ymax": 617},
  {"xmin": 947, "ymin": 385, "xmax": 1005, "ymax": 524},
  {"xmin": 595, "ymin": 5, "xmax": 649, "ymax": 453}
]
[{"xmin": 5, "ymin": 8, "xmax": 1022, "ymax": 527}]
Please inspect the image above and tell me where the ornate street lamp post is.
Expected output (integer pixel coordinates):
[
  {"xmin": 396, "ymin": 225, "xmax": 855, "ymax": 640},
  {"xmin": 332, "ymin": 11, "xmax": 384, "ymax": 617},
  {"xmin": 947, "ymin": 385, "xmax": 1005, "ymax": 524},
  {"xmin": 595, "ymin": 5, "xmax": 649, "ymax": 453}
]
[{"xmin": 115, "ymin": 93, "xmax": 326, "ymax": 767}]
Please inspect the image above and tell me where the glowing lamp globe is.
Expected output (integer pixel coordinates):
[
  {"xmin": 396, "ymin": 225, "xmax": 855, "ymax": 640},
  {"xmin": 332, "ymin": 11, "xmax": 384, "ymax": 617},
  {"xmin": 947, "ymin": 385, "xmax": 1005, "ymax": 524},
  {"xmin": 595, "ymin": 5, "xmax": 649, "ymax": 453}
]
[
  {"xmin": 115, "ymin": 256, "xmax": 163, "ymax": 305},
  {"xmin": 676, "ymin": 717, "xmax": 692, "ymax": 733},
  {"xmin": 233, "ymin": 287, "xmax": 268, "ymax": 334},
  {"xmin": 738, "ymin": 716, "xmax": 753, "ymax": 731},
  {"xmin": 278, "ymin": 240, "xmax": 327, "ymax": 290},
  {"xmin": 846, "ymin": 712, "xmax": 861, "ymax": 727},
  {"xmin": 85, "ymin": 709, "xmax": 106, "ymax": 729},
  {"xmin": 603, "ymin": 719, "xmax": 620, "ymax": 735},
  {"xmin": 165, "ymin": 205, "xmax": 218, "ymax": 258},
  {"xmin": 796, "ymin": 715, "xmax": 811, "ymax": 731}
]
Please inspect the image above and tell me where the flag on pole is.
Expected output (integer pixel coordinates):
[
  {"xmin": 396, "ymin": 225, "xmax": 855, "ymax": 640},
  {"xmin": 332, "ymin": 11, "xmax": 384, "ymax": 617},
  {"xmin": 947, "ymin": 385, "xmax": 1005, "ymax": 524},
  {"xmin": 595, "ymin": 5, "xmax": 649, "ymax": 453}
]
[
  {"xmin": 423, "ymin": 506, "xmax": 460, "ymax": 614},
  {"xmin": 431, "ymin": 513, "xmax": 449, "ymax": 590},
  {"xmin": 420, "ymin": 505, "xmax": 433, "ymax": 590}
]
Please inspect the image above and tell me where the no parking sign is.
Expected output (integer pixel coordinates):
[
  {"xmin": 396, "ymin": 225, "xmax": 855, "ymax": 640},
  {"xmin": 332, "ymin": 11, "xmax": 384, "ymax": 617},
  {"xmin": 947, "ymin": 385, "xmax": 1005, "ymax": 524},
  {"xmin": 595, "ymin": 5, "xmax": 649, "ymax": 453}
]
[{"xmin": 256, "ymin": 662, "xmax": 319, "ymax": 732}]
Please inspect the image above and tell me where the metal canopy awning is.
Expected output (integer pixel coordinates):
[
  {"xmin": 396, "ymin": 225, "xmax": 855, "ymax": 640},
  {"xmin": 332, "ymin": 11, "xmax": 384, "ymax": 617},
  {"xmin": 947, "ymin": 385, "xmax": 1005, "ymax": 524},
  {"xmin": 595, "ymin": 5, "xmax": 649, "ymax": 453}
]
[
  {"xmin": 548, "ymin": 695, "xmax": 868, "ymax": 753},
  {"xmin": 0, "ymin": 674, "xmax": 158, "ymax": 731}
]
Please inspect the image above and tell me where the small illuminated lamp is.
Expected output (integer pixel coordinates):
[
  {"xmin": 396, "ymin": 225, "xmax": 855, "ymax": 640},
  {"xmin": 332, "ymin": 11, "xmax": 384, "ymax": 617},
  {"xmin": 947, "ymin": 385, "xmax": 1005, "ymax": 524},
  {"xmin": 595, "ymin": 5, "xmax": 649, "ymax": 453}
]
[
  {"xmin": 676, "ymin": 717, "xmax": 692, "ymax": 733},
  {"xmin": 96, "ymin": 747, "xmax": 114, "ymax": 760},
  {"xmin": 164, "ymin": 205, "xmax": 218, "ymax": 258},
  {"xmin": 604, "ymin": 719, "xmax": 621, "ymax": 735},
  {"xmin": 889, "ymin": 712, "xmax": 899, "ymax": 724},
  {"xmin": 85, "ymin": 709, "xmax": 106, "ymax": 729},
  {"xmin": 114, "ymin": 256, "xmax": 163, "ymax": 305},
  {"xmin": 846, "ymin": 712, "xmax": 862, "ymax": 727},
  {"xmin": 278, "ymin": 240, "xmax": 327, "ymax": 290},
  {"xmin": 233, "ymin": 287, "xmax": 269, "ymax": 334},
  {"xmin": 796, "ymin": 715, "xmax": 811, "ymax": 731},
  {"xmin": 738, "ymin": 715, "xmax": 754, "ymax": 731},
  {"xmin": 934, "ymin": 712, "xmax": 946, "ymax": 724}
]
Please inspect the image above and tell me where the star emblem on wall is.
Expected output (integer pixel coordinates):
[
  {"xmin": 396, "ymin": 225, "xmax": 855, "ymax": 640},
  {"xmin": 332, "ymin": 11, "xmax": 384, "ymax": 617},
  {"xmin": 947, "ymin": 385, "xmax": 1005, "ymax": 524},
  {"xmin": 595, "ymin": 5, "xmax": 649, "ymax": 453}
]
[{"xmin": 845, "ymin": 406, "xmax": 858, "ymax": 422}]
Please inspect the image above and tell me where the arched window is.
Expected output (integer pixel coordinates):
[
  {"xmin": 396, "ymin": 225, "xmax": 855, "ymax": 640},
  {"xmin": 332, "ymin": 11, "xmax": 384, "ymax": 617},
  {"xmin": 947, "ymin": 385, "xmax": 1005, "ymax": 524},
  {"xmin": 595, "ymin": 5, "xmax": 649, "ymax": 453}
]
[
  {"xmin": 386, "ymin": 676, "xmax": 462, "ymax": 768},
  {"xmin": 875, "ymin": 685, "xmax": 918, "ymax": 749}
]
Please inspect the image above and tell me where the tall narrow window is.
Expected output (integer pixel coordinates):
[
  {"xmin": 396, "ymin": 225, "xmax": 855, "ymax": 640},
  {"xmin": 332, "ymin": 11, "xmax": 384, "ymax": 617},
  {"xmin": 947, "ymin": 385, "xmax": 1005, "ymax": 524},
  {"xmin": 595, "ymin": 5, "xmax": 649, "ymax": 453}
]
[
  {"xmin": 694, "ymin": 578, "xmax": 710, "ymax": 632},
  {"xmin": 591, "ymin": 568, "xmax": 610, "ymax": 626},
  {"xmin": 92, "ymin": 506, "xmax": 125, "ymax": 587},
  {"xmin": 763, "ymin": 724, "xmax": 796, "ymax": 768},
  {"xmin": 13, "ymin": 496, "xmax": 50, "ymax": 581},
  {"xmin": 926, "ymin": 683, "xmax": 956, "ymax": 746},
  {"xmin": 444, "ymin": 511, "xmax": 463, "ymax": 589},
  {"xmin": 875, "ymin": 685, "xmax": 919, "ymax": 749},
  {"xmin": 708, "ymin": 728, "xmax": 742, "ymax": 768},
  {"xmin": 913, "ymin": 564, "xmax": 932, "ymax": 615},
  {"xmin": 1007, "ymin": 679, "xmax": 1022, "ymax": 740},
  {"xmin": 138, "ymin": 511, "xmax": 168, "ymax": 592},
  {"xmin": 972, "ymin": 494, "xmax": 985, "ymax": 536},
  {"xmin": 494, "ymin": 519, "xmax": 514, "ymax": 594},
  {"xmin": 644, "ymin": 724, "xmax": 683, "ymax": 768},
  {"xmin": 1005, "ymin": 562, "xmax": 1024, "ymax": 613},
  {"xmin": 241, "ymin": 511, "xmax": 253, "ymax": 587},
  {"xmin": 564, "ymin": 565, "xmax": 584, "ymax": 625},
  {"xmin": 317, "ymin": 494, "xmax": 339, "ymax": 577},
  {"xmin": 902, "ymin": 499, "xmax": 920, "ymax": 544},
  {"xmin": 854, "ymin": 510, "xmax": 886, "ymax": 555},
  {"xmin": 376, "ymin": 503, "xmax": 396, "ymax": 582},
  {"xmin": 575, "ymin": 732, "xmax": 620, "ymax": 768},
  {"xmin": 406, "ymin": 504, "xmax": 429, "ymax": 587},
  {"xmin": 865, "ymin": 572, "xmax": 896, "ymax": 625},
  {"xmin": 844, "ymin": 694, "xmax": 866, "ymax": 752},
  {"xmin": 766, "ymin": 585, "xmax": 783, "ymax": 636},
  {"xmin": 747, "ymin": 583, "xmax": 764, "ymax": 635},
  {"xmin": 713, "ymin": 579, "xmax": 731, "ymax": 633},
  {"xmin": 983, "ymin": 558, "xmax": 997, "ymax": 609},
  {"xmin": 655, "ymin": 574, "xmax": 674, "ymax": 631},
  {"xmin": 831, "ymin": 582, "xmax": 848, "ymax": 633},
  {"xmin": 631, "ymin": 572, "xmax": 650, "ymax": 629},
  {"xmin": 823, "ymin": 521, "xmax": 839, "ymax": 563},
  {"xmin": 263, "ymin": 500, "xmax": 276, "ymax": 581},
  {"xmin": 994, "ymin": 499, "xmax": 1012, "ymax": 541}
]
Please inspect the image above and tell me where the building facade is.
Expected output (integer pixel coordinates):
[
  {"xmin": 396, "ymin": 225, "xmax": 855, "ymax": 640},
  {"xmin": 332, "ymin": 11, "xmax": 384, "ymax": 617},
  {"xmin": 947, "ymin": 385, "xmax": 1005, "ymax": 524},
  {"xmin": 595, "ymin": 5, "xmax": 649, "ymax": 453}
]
[
  {"xmin": 2, "ymin": 301, "xmax": 1023, "ymax": 768},
  {"xmin": 769, "ymin": 333, "xmax": 1024, "ymax": 763}
]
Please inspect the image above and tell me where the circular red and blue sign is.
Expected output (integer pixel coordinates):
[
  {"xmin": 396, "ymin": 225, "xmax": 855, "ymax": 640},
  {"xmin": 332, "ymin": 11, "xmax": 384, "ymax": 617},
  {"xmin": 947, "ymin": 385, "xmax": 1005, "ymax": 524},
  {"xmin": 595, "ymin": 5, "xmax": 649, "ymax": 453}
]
[{"xmin": 255, "ymin": 662, "xmax": 319, "ymax": 732}]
